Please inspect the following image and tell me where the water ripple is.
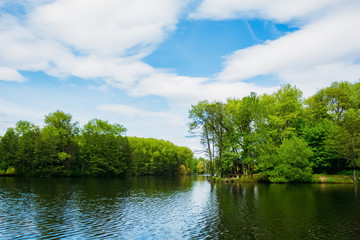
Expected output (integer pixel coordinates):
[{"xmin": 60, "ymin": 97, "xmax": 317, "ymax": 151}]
[{"xmin": 1, "ymin": 177, "xmax": 360, "ymax": 239}]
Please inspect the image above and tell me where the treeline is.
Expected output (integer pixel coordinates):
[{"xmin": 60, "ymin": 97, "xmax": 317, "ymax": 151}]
[
  {"xmin": 0, "ymin": 112, "xmax": 195, "ymax": 177},
  {"xmin": 189, "ymin": 81, "xmax": 360, "ymax": 182}
]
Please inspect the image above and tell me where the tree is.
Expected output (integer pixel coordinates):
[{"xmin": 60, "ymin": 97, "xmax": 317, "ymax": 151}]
[
  {"xmin": 302, "ymin": 120, "xmax": 333, "ymax": 173},
  {"xmin": 0, "ymin": 128, "xmax": 18, "ymax": 173},
  {"xmin": 197, "ymin": 159, "xmax": 206, "ymax": 173},
  {"xmin": 225, "ymin": 92, "xmax": 262, "ymax": 176},
  {"xmin": 189, "ymin": 101, "xmax": 227, "ymax": 177},
  {"xmin": 37, "ymin": 110, "xmax": 80, "ymax": 176},
  {"xmin": 14, "ymin": 121, "xmax": 40, "ymax": 175},
  {"xmin": 263, "ymin": 84, "xmax": 304, "ymax": 144},
  {"xmin": 81, "ymin": 119, "xmax": 128, "ymax": 176},
  {"xmin": 128, "ymin": 137, "xmax": 193, "ymax": 175},
  {"xmin": 264, "ymin": 137, "xmax": 313, "ymax": 182},
  {"xmin": 325, "ymin": 109, "xmax": 360, "ymax": 181},
  {"xmin": 189, "ymin": 100, "xmax": 216, "ymax": 177},
  {"xmin": 307, "ymin": 81, "xmax": 360, "ymax": 181}
]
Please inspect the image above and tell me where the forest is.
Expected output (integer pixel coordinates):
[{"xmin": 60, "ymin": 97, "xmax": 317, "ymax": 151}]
[
  {"xmin": 1, "ymin": 81, "xmax": 359, "ymax": 182},
  {"xmin": 189, "ymin": 81, "xmax": 360, "ymax": 182},
  {"xmin": 0, "ymin": 113, "xmax": 196, "ymax": 177}
]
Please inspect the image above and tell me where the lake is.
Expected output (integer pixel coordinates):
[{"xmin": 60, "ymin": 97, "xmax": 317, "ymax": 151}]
[{"xmin": 0, "ymin": 176, "xmax": 359, "ymax": 239}]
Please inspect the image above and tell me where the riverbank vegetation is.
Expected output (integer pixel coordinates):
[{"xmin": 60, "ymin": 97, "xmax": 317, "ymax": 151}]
[
  {"xmin": 0, "ymin": 111, "xmax": 197, "ymax": 177},
  {"xmin": 189, "ymin": 81, "xmax": 360, "ymax": 183}
]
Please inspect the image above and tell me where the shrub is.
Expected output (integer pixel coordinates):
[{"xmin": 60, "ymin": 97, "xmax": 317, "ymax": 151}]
[
  {"xmin": 5, "ymin": 167, "xmax": 16, "ymax": 176},
  {"xmin": 177, "ymin": 164, "xmax": 188, "ymax": 175},
  {"xmin": 266, "ymin": 137, "xmax": 313, "ymax": 183}
]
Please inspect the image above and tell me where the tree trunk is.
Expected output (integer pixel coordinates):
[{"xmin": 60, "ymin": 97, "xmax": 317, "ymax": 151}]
[
  {"xmin": 205, "ymin": 126, "xmax": 214, "ymax": 177},
  {"xmin": 350, "ymin": 138, "xmax": 357, "ymax": 183},
  {"xmin": 353, "ymin": 168, "xmax": 357, "ymax": 183}
]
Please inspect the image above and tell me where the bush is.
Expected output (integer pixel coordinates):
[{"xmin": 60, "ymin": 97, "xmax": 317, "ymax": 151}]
[
  {"xmin": 177, "ymin": 164, "xmax": 188, "ymax": 175},
  {"xmin": 5, "ymin": 167, "xmax": 16, "ymax": 176},
  {"xmin": 266, "ymin": 137, "xmax": 313, "ymax": 183}
]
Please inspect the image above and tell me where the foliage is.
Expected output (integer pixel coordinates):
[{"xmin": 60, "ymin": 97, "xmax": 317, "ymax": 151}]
[
  {"xmin": 177, "ymin": 164, "xmax": 188, "ymax": 175},
  {"xmin": 5, "ymin": 167, "xmax": 16, "ymax": 175},
  {"xmin": 81, "ymin": 119, "xmax": 129, "ymax": 177},
  {"xmin": 128, "ymin": 137, "xmax": 194, "ymax": 175},
  {"xmin": 189, "ymin": 100, "xmax": 226, "ymax": 177},
  {"xmin": 188, "ymin": 81, "xmax": 360, "ymax": 182},
  {"xmin": 0, "ymin": 112, "xmax": 193, "ymax": 177},
  {"xmin": 266, "ymin": 137, "xmax": 313, "ymax": 183},
  {"xmin": 196, "ymin": 159, "xmax": 206, "ymax": 173}
]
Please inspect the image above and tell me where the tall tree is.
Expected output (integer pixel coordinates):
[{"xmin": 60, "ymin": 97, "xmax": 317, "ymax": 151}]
[
  {"xmin": 0, "ymin": 128, "xmax": 18, "ymax": 173},
  {"xmin": 225, "ymin": 92, "xmax": 262, "ymax": 176},
  {"xmin": 14, "ymin": 121, "xmax": 40, "ymax": 175},
  {"xmin": 308, "ymin": 81, "xmax": 360, "ymax": 180},
  {"xmin": 81, "ymin": 119, "xmax": 128, "ymax": 176},
  {"xmin": 189, "ymin": 101, "xmax": 227, "ymax": 177},
  {"xmin": 189, "ymin": 100, "xmax": 216, "ymax": 177},
  {"xmin": 38, "ymin": 110, "xmax": 80, "ymax": 176}
]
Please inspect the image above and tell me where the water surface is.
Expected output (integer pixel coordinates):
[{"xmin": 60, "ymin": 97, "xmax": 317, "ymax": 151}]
[{"xmin": 0, "ymin": 176, "xmax": 359, "ymax": 239}]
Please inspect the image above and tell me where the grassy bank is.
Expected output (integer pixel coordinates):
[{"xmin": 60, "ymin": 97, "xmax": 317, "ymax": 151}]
[
  {"xmin": 219, "ymin": 171, "xmax": 360, "ymax": 183},
  {"xmin": 311, "ymin": 174, "xmax": 355, "ymax": 183}
]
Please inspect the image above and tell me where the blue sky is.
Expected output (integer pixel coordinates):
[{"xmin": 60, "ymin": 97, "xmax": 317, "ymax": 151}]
[{"xmin": 1, "ymin": 0, "xmax": 360, "ymax": 153}]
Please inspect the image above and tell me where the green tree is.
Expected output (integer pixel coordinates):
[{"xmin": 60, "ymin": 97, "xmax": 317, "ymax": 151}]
[
  {"xmin": 0, "ymin": 128, "xmax": 18, "ymax": 173},
  {"xmin": 81, "ymin": 119, "xmax": 128, "ymax": 176},
  {"xmin": 307, "ymin": 81, "xmax": 360, "ymax": 180},
  {"xmin": 265, "ymin": 137, "xmax": 313, "ymax": 182},
  {"xmin": 325, "ymin": 109, "xmax": 360, "ymax": 181},
  {"xmin": 189, "ymin": 101, "xmax": 227, "ymax": 177},
  {"xmin": 302, "ymin": 120, "xmax": 333, "ymax": 173},
  {"xmin": 263, "ymin": 84, "xmax": 304, "ymax": 144},
  {"xmin": 189, "ymin": 100, "xmax": 216, "ymax": 177},
  {"xmin": 197, "ymin": 159, "xmax": 206, "ymax": 173},
  {"xmin": 36, "ymin": 110, "xmax": 80, "ymax": 176},
  {"xmin": 225, "ymin": 92, "xmax": 262, "ymax": 176},
  {"xmin": 14, "ymin": 121, "xmax": 40, "ymax": 175},
  {"xmin": 128, "ymin": 137, "xmax": 193, "ymax": 175}
]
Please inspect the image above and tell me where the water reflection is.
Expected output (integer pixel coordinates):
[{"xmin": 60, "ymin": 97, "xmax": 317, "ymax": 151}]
[{"xmin": 0, "ymin": 177, "xmax": 360, "ymax": 239}]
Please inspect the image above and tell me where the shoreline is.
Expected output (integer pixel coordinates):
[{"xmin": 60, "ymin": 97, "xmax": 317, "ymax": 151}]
[{"xmin": 213, "ymin": 173, "xmax": 360, "ymax": 184}]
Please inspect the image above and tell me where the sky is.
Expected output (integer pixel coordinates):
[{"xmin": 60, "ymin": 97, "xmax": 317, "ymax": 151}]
[{"xmin": 0, "ymin": 0, "xmax": 360, "ymax": 154}]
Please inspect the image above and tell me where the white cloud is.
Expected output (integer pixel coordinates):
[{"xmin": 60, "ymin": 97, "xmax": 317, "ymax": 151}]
[
  {"xmin": 96, "ymin": 103, "xmax": 193, "ymax": 148},
  {"xmin": 28, "ymin": 0, "xmax": 187, "ymax": 57},
  {"xmin": 213, "ymin": 1, "xmax": 360, "ymax": 96},
  {"xmin": 0, "ymin": 0, "xmax": 188, "ymax": 83},
  {"xmin": 190, "ymin": 0, "xmax": 344, "ymax": 23},
  {"xmin": 128, "ymin": 71, "xmax": 278, "ymax": 106},
  {"xmin": 2, "ymin": 0, "xmax": 360, "ymax": 152},
  {"xmin": 0, "ymin": 67, "xmax": 25, "ymax": 82},
  {"xmin": 0, "ymin": 100, "xmax": 47, "ymax": 130},
  {"xmin": 97, "ymin": 104, "xmax": 185, "ymax": 127}
]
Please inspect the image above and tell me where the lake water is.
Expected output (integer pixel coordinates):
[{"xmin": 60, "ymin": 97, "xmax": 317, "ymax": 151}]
[{"xmin": 0, "ymin": 176, "xmax": 359, "ymax": 239}]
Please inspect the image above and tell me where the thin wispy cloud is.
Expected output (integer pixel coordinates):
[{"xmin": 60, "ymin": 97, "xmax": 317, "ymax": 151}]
[{"xmin": 192, "ymin": 0, "xmax": 360, "ymax": 96}]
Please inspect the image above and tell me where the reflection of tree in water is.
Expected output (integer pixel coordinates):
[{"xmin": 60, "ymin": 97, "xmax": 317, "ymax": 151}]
[
  {"xmin": 213, "ymin": 183, "xmax": 360, "ymax": 240},
  {"xmin": 1, "ymin": 177, "xmax": 360, "ymax": 239},
  {"xmin": 0, "ymin": 177, "xmax": 131, "ymax": 239}
]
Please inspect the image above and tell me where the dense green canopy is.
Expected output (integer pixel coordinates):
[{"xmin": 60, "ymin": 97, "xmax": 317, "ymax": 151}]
[
  {"xmin": 0, "ymin": 111, "xmax": 196, "ymax": 177},
  {"xmin": 189, "ymin": 81, "xmax": 360, "ymax": 182}
]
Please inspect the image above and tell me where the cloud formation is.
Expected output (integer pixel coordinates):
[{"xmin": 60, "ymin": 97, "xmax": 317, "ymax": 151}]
[
  {"xmin": 0, "ymin": 0, "xmax": 186, "ymax": 80},
  {"xmin": 190, "ymin": 0, "xmax": 344, "ymax": 22},
  {"xmin": 97, "ymin": 104, "xmax": 184, "ymax": 127},
  {"xmin": 1, "ymin": 0, "xmax": 360, "ymax": 151},
  {"xmin": 192, "ymin": 0, "xmax": 360, "ymax": 96},
  {"xmin": 0, "ymin": 0, "xmax": 283, "ymax": 104},
  {"xmin": 0, "ymin": 67, "xmax": 25, "ymax": 82}
]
